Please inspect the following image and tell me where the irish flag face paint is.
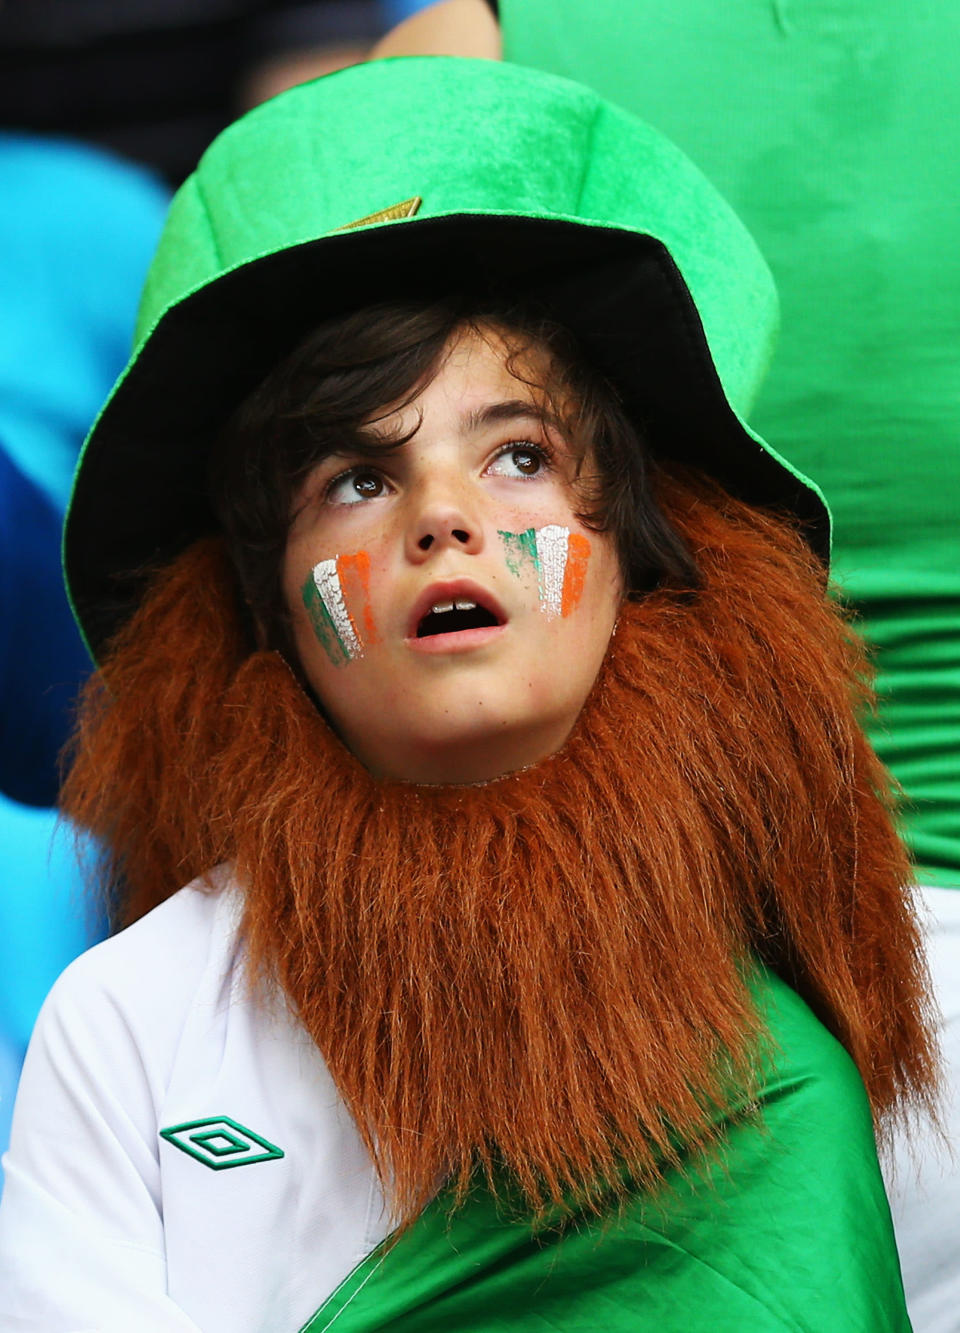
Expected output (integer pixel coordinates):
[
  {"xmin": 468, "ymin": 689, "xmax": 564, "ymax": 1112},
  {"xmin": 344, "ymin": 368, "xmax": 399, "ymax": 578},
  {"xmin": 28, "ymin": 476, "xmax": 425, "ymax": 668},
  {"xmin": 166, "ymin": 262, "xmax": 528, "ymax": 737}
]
[
  {"xmin": 301, "ymin": 550, "xmax": 379, "ymax": 667},
  {"xmin": 498, "ymin": 525, "xmax": 591, "ymax": 618}
]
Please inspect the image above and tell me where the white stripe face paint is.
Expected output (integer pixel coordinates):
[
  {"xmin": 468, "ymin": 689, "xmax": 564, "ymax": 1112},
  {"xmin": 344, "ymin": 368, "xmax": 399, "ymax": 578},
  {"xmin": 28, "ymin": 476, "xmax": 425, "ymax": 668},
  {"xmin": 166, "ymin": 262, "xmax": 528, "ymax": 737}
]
[
  {"xmin": 312, "ymin": 558, "xmax": 362, "ymax": 659},
  {"xmin": 534, "ymin": 524, "xmax": 570, "ymax": 617}
]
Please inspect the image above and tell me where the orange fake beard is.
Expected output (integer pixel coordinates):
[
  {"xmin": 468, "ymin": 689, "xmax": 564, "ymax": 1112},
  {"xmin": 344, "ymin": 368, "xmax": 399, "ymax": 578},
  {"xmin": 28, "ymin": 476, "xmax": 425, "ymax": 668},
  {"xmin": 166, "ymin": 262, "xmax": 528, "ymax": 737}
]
[{"xmin": 63, "ymin": 472, "xmax": 938, "ymax": 1226}]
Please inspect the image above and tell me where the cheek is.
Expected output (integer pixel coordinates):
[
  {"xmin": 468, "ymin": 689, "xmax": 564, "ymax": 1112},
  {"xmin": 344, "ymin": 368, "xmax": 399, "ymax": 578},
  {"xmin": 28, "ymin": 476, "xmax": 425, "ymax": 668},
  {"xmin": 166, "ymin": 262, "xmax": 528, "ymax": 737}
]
[
  {"xmin": 298, "ymin": 548, "xmax": 380, "ymax": 668},
  {"xmin": 498, "ymin": 524, "xmax": 593, "ymax": 618}
]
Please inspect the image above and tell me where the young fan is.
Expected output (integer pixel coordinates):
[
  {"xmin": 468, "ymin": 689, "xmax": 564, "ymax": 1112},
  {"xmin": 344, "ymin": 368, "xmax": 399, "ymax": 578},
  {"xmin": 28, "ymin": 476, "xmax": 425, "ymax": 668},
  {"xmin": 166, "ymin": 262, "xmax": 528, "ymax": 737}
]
[{"xmin": 0, "ymin": 58, "xmax": 938, "ymax": 1333}]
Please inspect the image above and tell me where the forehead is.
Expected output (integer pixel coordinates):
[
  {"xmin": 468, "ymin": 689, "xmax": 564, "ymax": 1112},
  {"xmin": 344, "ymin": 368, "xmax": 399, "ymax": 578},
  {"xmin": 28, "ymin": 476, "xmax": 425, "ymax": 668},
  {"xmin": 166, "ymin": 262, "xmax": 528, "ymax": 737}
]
[
  {"xmin": 365, "ymin": 323, "xmax": 568, "ymax": 441},
  {"xmin": 441, "ymin": 322, "xmax": 540, "ymax": 381}
]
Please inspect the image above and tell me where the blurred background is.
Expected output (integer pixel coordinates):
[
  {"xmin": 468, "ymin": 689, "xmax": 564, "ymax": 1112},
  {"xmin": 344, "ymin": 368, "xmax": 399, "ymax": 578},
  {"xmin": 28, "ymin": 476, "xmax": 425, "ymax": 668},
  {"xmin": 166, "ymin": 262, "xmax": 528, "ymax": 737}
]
[{"xmin": 0, "ymin": 0, "xmax": 435, "ymax": 185}]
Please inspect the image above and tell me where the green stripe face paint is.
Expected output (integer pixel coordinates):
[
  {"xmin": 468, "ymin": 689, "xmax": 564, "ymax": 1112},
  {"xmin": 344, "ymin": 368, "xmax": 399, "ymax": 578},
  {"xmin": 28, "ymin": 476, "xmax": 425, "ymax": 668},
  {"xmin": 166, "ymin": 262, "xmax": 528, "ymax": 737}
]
[
  {"xmin": 499, "ymin": 527, "xmax": 540, "ymax": 579},
  {"xmin": 302, "ymin": 566, "xmax": 352, "ymax": 667}
]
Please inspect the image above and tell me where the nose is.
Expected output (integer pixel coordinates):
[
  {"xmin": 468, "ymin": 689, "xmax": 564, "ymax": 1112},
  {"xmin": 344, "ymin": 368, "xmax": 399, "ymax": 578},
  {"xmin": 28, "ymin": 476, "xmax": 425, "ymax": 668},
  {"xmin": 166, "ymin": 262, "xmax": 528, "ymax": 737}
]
[{"xmin": 405, "ymin": 483, "xmax": 484, "ymax": 563}]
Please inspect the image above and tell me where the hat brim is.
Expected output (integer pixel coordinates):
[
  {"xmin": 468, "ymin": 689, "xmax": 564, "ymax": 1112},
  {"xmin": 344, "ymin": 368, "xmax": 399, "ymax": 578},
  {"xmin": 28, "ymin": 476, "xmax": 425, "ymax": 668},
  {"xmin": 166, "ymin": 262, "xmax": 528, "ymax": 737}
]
[{"xmin": 65, "ymin": 212, "xmax": 829, "ymax": 661}]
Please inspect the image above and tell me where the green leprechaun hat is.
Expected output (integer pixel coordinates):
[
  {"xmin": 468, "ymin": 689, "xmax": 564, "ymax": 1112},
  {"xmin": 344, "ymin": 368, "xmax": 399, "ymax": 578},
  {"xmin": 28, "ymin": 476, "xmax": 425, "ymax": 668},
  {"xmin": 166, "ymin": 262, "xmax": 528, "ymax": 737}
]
[{"xmin": 65, "ymin": 55, "xmax": 829, "ymax": 662}]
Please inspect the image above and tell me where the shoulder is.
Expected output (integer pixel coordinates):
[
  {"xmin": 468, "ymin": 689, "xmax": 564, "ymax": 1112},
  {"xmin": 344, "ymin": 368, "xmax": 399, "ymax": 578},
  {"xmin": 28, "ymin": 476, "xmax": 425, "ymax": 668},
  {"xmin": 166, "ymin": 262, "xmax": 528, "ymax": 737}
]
[
  {"xmin": 52, "ymin": 869, "xmax": 236, "ymax": 988},
  {"xmin": 29, "ymin": 870, "xmax": 243, "ymax": 1093},
  {"xmin": 670, "ymin": 971, "xmax": 912, "ymax": 1330},
  {"xmin": 0, "ymin": 874, "xmax": 247, "ymax": 1273},
  {"xmin": 583, "ymin": 971, "xmax": 911, "ymax": 1331},
  {"xmin": 752, "ymin": 968, "xmax": 875, "ymax": 1127},
  {"xmin": 732, "ymin": 970, "xmax": 886, "ymax": 1197}
]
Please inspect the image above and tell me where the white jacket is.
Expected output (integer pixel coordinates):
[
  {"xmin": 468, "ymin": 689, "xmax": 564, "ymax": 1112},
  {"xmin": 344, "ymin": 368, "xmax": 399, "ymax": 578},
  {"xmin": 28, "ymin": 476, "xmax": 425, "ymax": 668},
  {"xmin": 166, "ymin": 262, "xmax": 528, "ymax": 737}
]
[{"xmin": 0, "ymin": 875, "xmax": 390, "ymax": 1333}]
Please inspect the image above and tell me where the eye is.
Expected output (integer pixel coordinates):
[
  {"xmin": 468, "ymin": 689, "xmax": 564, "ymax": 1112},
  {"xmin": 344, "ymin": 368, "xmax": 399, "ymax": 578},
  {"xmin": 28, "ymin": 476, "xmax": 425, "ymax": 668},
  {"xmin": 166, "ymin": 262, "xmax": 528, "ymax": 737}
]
[
  {"xmin": 325, "ymin": 468, "xmax": 390, "ymax": 506},
  {"xmin": 486, "ymin": 443, "xmax": 551, "ymax": 480}
]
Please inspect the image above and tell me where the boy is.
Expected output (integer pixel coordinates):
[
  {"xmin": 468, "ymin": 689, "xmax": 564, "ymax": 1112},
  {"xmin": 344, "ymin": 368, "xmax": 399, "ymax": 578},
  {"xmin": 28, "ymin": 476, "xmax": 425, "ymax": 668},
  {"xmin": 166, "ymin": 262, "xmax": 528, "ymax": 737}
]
[{"xmin": 0, "ymin": 58, "xmax": 938, "ymax": 1331}]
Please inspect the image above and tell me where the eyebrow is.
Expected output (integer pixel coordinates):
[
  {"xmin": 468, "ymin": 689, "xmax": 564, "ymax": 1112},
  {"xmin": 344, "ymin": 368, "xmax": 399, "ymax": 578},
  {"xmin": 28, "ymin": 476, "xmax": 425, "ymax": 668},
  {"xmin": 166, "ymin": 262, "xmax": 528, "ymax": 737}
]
[{"xmin": 462, "ymin": 400, "xmax": 560, "ymax": 435}]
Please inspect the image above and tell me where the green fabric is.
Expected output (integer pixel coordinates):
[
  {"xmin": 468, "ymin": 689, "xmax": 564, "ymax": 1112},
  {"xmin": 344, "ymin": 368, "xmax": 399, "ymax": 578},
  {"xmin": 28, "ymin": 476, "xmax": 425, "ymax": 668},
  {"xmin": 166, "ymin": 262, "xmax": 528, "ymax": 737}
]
[
  {"xmin": 134, "ymin": 57, "xmax": 774, "ymax": 417},
  {"xmin": 501, "ymin": 1, "xmax": 960, "ymax": 884},
  {"xmin": 64, "ymin": 56, "xmax": 831, "ymax": 662},
  {"xmin": 301, "ymin": 974, "xmax": 908, "ymax": 1333}
]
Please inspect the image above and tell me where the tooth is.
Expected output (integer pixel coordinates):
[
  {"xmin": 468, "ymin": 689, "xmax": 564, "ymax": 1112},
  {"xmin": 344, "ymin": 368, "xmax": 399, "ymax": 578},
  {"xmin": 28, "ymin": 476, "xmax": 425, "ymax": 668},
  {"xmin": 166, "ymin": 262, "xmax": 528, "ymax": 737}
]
[
  {"xmin": 430, "ymin": 600, "xmax": 455, "ymax": 614},
  {"xmin": 454, "ymin": 600, "xmax": 476, "ymax": 611}
]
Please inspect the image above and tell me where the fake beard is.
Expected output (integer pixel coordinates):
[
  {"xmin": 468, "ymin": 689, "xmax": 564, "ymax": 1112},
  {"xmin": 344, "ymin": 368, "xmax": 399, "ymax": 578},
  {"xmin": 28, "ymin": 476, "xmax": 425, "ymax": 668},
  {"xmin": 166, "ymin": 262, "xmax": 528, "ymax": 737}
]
[{"xmin": 64, "ymin": 474, "xmax": 938, "ymax": 1227}]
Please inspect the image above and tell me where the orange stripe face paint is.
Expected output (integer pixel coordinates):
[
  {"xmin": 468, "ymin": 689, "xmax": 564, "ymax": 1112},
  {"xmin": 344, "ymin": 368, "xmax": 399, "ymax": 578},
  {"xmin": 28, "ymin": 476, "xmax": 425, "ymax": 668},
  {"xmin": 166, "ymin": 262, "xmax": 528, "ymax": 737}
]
[
  {"xmin": 560, "ymin": 532, "xmax": 591, "ymax": 617},
  {"xmin": 301, "ymin": 551, "xmax": 378, "ymax": 666},
  {"xmin": 336, "ymin": 551, "xmax": 380, "ymax": 648}
]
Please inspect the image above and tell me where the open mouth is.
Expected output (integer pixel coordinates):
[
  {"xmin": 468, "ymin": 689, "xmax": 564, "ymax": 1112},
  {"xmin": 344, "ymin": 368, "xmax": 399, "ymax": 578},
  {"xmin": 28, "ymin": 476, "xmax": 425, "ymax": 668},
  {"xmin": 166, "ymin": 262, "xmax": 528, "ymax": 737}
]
[{"xmin": 416, "ymin": 599, "xmax": 500, "ymax": 638}]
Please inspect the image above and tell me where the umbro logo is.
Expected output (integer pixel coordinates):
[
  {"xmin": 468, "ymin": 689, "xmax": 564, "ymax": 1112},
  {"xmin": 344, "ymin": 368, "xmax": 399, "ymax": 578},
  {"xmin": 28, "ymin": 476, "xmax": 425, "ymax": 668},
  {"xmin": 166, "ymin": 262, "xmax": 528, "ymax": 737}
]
[{"xmin": 159, "ymin": 1116, "xmax": 284, "ymax": 1171}]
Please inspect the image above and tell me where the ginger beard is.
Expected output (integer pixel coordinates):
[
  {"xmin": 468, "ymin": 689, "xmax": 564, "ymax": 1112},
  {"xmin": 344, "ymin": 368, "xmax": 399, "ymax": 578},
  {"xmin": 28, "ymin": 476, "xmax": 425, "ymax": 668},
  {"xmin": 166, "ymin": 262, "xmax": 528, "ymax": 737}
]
[{"xmin": 63, "ymin": 472, "xmax": 938, "ymax": 1228}]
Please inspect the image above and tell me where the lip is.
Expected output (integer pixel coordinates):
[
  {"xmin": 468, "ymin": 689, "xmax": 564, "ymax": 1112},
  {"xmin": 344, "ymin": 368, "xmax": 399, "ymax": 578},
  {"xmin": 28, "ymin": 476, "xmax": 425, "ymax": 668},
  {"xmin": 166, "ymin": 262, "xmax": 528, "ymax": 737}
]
[
  {"xmin": 407, "ymin": 623, "xmax": 506, "ymax": 655},
  {"xmin": 405, "ymin": 578, "xmax": 508, "ymax": 648}
]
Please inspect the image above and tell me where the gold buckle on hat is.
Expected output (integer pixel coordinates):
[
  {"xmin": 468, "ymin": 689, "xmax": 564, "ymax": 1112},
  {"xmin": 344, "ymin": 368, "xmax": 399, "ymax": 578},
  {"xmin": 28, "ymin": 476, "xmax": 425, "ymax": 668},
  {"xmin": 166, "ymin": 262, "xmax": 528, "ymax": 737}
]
[{"xmin": 337, "ymin": 196, "xmax": 422, "ymax": 231}]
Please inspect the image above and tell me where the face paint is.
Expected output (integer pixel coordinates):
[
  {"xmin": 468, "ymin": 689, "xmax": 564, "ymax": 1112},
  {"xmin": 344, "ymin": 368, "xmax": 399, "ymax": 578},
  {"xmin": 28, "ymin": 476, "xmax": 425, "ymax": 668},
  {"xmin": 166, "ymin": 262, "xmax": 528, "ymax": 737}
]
[
  {"xmin": 499, "ymin": 527, "xmax": 540, "ymax": 578},
  {"xmin": 336, "ymin": 551, "xmax": 379, "ymax": 648},
  {"xmin": 498, "ymin": 526, "xmax": 591, "ymax": 618},
  {"xmin": 534, "ymin": 525, "xmax": 568, "ymax": 616},
  {"xmin": 560, "ymin": 532, "xmax": 591, "ymax": 617},
  {"xmin": 301, "ymin": 551, "xmax": 378, "ymax": 666}
]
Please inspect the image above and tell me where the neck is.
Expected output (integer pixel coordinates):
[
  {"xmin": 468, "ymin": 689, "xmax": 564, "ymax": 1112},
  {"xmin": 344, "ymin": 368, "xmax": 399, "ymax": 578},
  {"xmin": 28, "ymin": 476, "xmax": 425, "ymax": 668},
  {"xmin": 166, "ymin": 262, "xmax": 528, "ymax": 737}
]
[{"xmin": 358, "ymin": 717, "xmax": 577, "ymax": 785}]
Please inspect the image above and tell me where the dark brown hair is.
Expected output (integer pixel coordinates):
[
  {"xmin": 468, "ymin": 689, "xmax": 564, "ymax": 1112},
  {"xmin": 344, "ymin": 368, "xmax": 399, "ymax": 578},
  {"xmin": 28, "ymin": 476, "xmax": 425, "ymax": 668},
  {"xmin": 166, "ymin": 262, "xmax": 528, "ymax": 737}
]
[{"xmin": 208, "ymin": 297, "xmax": 700, "ymax": 655}]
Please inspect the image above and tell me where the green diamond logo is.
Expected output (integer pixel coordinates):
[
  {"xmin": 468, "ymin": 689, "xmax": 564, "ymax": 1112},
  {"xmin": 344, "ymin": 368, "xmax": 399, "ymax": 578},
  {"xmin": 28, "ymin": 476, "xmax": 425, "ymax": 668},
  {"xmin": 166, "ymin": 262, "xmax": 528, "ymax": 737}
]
[{"xmin": 159, "ymin": 1116, "xmax": 284, "ymax": 1171}]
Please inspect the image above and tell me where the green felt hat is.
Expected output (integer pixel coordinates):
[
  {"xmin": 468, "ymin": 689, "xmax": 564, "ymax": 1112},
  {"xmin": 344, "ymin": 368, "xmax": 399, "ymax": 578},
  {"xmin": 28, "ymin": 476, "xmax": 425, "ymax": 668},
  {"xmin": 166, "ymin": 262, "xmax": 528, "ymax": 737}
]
[{"xmin": 65, "ymin": 55, "xmax": 829, "ymax": 661}]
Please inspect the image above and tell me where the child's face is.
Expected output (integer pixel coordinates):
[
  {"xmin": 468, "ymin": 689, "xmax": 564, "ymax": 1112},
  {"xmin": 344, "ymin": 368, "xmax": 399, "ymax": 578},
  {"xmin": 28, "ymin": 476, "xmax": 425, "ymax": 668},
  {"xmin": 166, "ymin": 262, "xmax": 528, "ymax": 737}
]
[{"xmin": 282, "ymin": 327, "xmax": 624, "ymax": 783}]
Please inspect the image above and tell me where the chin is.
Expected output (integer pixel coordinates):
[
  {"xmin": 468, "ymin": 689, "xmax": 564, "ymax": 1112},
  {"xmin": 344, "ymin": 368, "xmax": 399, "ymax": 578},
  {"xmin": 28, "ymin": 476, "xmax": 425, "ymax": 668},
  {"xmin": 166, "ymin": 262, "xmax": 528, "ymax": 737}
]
[{"xmin": 369, "ymin": 708, "xmax": 575, "ymax": 786}]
